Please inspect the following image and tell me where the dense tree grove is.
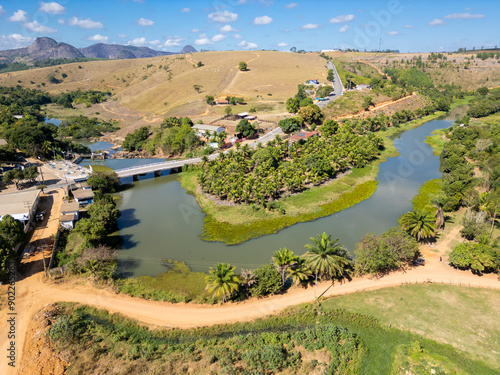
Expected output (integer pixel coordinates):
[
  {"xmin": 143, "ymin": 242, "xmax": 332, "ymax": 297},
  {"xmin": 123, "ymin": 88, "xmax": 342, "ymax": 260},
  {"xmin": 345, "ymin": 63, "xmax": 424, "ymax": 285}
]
[
  {"xmin": 0, "ymin": 86, "xmax": 109, "ymax": 157},
  {"xmin": 0, "ymin": 215, "xmax": 25, "ymax": 280},
  {"xmin": 198, "ymin": 125, "xmax": 383, "ymax": 205},
  {"xmin": 467, "ymin": 89, "xmax": 500, "ymax": 118}
]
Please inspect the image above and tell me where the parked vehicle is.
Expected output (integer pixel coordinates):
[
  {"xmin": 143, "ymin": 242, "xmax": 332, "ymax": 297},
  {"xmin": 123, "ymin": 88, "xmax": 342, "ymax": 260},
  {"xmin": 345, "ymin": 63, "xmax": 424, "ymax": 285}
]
[{"xmin": 413, "ymin": 258, "xmax": 425, "ymax": 266}]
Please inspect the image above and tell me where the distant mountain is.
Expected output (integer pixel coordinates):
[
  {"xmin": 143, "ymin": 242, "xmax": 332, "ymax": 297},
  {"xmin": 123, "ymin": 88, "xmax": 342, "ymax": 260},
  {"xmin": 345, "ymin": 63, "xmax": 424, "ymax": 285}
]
[
  {"xmin": 0, "ymin": 37, "xmax": 197, "ymax": 63},
  {"xmin": 180, "ymin": 45, "xmax": 197, "ymax": 54},
  {"xmin": 79, "ymin": 43, "xmax": 174, "ymax": 59},
  {"xmin": 0, "ymin": 37, "xmax": 84, "ymax": 62}
]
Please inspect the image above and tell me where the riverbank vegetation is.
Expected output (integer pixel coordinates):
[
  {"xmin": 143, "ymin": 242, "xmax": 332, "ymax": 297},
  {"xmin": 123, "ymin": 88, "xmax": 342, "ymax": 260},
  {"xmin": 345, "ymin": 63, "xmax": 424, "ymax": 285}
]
[
  {"xmin": 46, "ymin": 295, "xmax": 498, "ymax": 374},
  {"xmin": 0, "ymin": 86, "xmax": 112, "ymax": 158}
]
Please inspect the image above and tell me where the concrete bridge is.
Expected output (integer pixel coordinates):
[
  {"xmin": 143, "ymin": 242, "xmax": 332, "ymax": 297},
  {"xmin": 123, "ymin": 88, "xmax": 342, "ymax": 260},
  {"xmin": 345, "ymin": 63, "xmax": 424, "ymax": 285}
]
[{"xmin": 114, "ymin": 127, "xmax": 284, "ymax": 180}]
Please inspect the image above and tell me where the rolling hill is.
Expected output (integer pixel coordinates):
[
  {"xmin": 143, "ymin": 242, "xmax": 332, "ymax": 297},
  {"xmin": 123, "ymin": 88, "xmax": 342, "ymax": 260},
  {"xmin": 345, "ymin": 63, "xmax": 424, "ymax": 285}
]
[{"xmin": 0, "ymin": 50, "xmax": 329, "ymax": 118}]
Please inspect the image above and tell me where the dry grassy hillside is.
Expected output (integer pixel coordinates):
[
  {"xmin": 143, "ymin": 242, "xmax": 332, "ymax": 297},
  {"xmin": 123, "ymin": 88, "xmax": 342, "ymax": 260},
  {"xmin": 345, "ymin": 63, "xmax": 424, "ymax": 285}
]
[
  {"xmin": 338, "ymin": 52, "xmax": 500, "ymax": 90},
  {"xmin": 0, "ymin": 51, "xmax": 328, "ymax": 118}
]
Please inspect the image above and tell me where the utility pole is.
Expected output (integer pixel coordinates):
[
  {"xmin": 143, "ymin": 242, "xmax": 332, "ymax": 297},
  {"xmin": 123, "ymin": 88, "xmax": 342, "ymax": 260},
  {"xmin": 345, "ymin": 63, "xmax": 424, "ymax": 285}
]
[
  {"xmin": 379, "ymin": 38, "xmax": 382, "ymax": 53},
  {"xmin": 41, "ymin": 241, "xmax": 47, "ymax": 276}
]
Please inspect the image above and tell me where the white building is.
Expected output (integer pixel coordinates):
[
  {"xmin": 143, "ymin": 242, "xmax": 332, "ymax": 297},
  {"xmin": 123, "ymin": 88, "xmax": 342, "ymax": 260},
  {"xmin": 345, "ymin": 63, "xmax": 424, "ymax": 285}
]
[
  {"xmin": 0, "ymin": 190, "xmax": 40, "ymax": 231},
  {"xmin": 192, "ymin": 124, "xmax": 225, "ymax": 137}
]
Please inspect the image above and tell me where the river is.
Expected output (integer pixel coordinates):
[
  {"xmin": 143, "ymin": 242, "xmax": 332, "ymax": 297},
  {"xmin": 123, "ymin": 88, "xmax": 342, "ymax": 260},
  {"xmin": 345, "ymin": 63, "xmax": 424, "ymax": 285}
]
[{"xmin": 82, "ymin": 118, "xmax": 452, "ymax": 276}]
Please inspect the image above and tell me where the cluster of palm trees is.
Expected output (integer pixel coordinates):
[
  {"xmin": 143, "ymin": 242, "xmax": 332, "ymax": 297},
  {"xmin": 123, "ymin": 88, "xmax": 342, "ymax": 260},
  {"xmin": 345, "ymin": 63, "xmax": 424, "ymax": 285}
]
[
  {"xmin": 198, "ymin": 126, "xmax": 382, "ymax": 205},
  {"xmin": 205, "ymin": 232, "xmax": 353, "ymax": 303}
]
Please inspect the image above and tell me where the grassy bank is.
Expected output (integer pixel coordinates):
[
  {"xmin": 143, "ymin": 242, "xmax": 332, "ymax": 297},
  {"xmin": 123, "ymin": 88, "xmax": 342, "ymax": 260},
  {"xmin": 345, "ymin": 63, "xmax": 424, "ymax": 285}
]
[
  {"xmin": 180, "ymin": 111, "xmax": 447, "ymax": 245},
  {"xmin": 47, "ymin": 297, "xmax": 497, "ymax": 374},
  {"xmin": 321, "ymin": 284, "xmax": 500, "ymax": 370}
]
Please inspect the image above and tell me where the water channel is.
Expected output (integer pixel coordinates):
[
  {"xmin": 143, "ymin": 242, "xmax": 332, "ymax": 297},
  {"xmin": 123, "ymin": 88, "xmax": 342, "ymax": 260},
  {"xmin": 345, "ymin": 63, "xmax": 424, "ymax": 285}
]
[{"xmin": 81, "ymin": 118, "xmax": 452, "ymax": 277}]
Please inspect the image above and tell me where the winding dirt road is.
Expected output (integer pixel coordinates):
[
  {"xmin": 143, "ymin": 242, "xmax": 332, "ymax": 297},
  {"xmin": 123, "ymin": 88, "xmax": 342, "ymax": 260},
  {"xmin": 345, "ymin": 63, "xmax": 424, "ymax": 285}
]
[{"xmin": 1, "ymin": 208, "xmax": 499, "ymax": 374}]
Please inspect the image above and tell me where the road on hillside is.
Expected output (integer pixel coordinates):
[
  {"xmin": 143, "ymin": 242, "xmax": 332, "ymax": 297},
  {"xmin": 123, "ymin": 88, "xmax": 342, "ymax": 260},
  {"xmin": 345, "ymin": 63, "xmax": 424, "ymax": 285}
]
[{"xmin": 317, "ymin": 60, "xmax": 343, "ymax": 109}]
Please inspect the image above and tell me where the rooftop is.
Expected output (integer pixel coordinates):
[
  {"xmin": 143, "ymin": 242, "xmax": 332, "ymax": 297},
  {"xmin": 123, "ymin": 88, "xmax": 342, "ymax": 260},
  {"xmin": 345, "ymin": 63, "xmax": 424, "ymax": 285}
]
[
  {"xmin": 72, "ymin": 189, "xmax": 95, "ymax": 200},
  {"xmin": 0, "ymin": 189, "xmax": 40, "ymax": 216},
  {"xmin": 60, "ymin": 213, "xmax": 76, "ymax": 222},
  {"xmin": 193, "ymin": 124, "xmax": 225, "ymax": 132},
  {"xmin": 61, "ymin": 201, "xmax": 80, "ymax": 213}
]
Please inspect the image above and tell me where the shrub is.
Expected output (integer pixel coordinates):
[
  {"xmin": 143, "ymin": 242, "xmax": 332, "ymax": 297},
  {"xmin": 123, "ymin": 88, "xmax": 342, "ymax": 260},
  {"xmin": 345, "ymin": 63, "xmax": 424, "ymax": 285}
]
[{"xmin": 249, "ymin": 264, "xmax": 283, "ymax": 297}]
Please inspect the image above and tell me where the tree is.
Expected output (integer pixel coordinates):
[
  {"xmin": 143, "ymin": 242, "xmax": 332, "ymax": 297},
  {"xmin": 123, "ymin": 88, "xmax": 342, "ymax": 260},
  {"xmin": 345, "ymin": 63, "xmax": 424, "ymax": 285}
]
[
  {"xmin": 272, "ymin": 248, "xmax": 297, "ymax": 285},
  {"xmin": 205, "ymin": 95, "xmax": 214, "ymax": 105},
  {"xmin": 300, "ymin": 98, "xmax": 314, "ymax": 107},
  {"xmin": 197, "ymin": 61, "xmax": 204, "ymax": 68},
  {"xmin": 122, "ymin": 127, "xmax": 149, "ymax": 152},
  {"xmin": 400, "ymin": 209, "xmax": 436, "ymax": 242},
  {"xmin": 87, "ymin": 171, "xmax": 119, "ymax": 194},
  {"xmin": 2, "ymin": 169, "xmax": 23, "ymax": 189},
  {"xmin": 224, "ymin": 106, "xmax": 233, "ymax": 116},
  {"xmin": 290, "ymin": 47, "xmax": 297, "ymax": 53},
  {"xmin": 240, "ymin": 268, "xmax": 256, "ymax": 298},
  {"xmin": 327, "ymin": 69, "xmax": 334, "ymax": 82},
  {"xmin": 363, "ymin": 96, "xmax": 374, "ymax": 111},
  {"xmin": 249, "ymin": 263, "xmax": 282, "ymax": 297},
  {"xmin": 22, "ymin": 165, "xmax": 38, "ymax": 182},
  {"xmin": 286, "ymin": 257, "xmax": 312, "ymax": 286},
  {"xmin": 0, "ymin": 215, "xmax": 25, "ymax": 248},
  {"xmin": 355, "ymin": 227, "xmax": 419, "ymax": 275},
  {"xmin": 75, "ymin": 218, "xmax": 107, "ymax": 245},
  {"xmin": 205, "ymin": 263, "xmax": 240, "ymax": 303},
  {"xmin": 432, "ymin": 196, "xmax": 447, "ymax": 230},
  {"xmin": 87, "ymin": 200, "xmax": 121, "ymax": 233},
  {"xmin": 449, "ymin": 242, "xmax": 497, "ymax": 275},
  {"xmin": 297, "ymin": 104, "xmax": 323, "ymax": 125},
  {"xmin": 321, "ymin": 119, "xmax": 339, "ymax": 138},
  {"xmin": 193, "ymin": 84, "xmax": 202, "ymax": 93},
  {"xmin": 239, "ymin": 61, "xmax": 248, "ymax": 71},
  {"xmin": 303, "ymin": 233, "xmax": 352, "ymax": 299},
  {"xmin": 236, "ymin": 119, "xmax": 256, "ymax": 138},
  {"xmin": 286, "ymin": 98, "xmax": 300, "ymax": 113}
]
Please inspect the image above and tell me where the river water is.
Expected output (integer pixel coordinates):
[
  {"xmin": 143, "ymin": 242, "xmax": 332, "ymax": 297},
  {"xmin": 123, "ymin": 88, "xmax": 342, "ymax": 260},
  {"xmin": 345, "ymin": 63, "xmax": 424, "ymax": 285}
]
[{"xmin": 82, "ymin": 118, "xmax": 451, "ymax": 276}]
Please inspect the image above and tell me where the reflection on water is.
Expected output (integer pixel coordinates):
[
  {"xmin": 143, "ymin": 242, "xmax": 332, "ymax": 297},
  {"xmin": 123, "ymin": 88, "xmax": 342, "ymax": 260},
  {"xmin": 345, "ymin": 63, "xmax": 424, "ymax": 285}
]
[{"xmin": 85, "ymin": 119, "xmax": 452, "ymax": 276}]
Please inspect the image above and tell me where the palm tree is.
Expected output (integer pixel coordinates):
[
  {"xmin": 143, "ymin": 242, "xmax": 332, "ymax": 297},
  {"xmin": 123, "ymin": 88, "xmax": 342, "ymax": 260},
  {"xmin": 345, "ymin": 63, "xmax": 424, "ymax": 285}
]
[
  {"xmin": 205, "ymin": 263, "xmax": 240, "ymax": 303},
  {"xmin": 400, "ymin": 209, "xmax": 436, "ymax": 242},
  {"xmin": 303, "ymin": 233, "xmax": 352, "ymax": 299},
  {"xmin": 272, "ymin": 248, "xmax": 297, "ymax": 286},
  {"xmin": 286, "ymin": 257, "xmax": 312, "ymax": 286},
  {"xmin": 432, "ymin": 196, "xmax": 447, "ymax": 230},
  {"xmin": 240, "ymin": 268, "xmax": 256, "ymax": 297}
]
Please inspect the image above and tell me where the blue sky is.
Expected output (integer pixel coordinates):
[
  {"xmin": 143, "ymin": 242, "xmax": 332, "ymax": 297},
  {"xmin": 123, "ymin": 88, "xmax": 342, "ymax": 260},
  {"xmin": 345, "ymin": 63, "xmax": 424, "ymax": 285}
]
[{"xmin": 0, "ymin": 0, "xmax": 498, "ymax": 52}]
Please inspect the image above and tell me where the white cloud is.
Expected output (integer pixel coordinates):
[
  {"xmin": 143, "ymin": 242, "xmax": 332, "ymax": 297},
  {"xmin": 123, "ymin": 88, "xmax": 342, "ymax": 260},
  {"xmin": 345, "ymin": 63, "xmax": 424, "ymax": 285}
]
[
  {"xmin": 404, "ymin": 25, "xmax": 414, "ymax": 29},
  {"xmin": 69, "ymin": 17, "xmax": 103, "ymax": 29},
  {"xmin": 285, "ymin": 3, "xmax": 298, "ymax": 9},
  {"xmin": 238, "ymin": 40, "xmax": 258, "ymax": 49},
  {"xmin": 0, "ymin": 34, "xmax": 32, "ymax": 49},
  {"xmin": 181, "ymin": 8, "xmax": 190, "ymax": 13},
  {"xmin": 444, "ymin": 13, "xmax": 485, "ymax": 19},
  {"xmin": 428, "ymin": 18, "xmax": 444, "ymax": 26},
  {"xmin": 302, "ymin": 23, "xmax": 319, "ymax": 30},
  {"xmin": 128, "ymin": 37, "xmax": 147, "ymax": 46},
  {"xmin": 277, "ymin": 42, "xmax": 288, "ymax": 47},
  {"xmin": 330, "ymin": 14, "xmax": 355, "ymax": 23},
  {"xmin": 23, "ymin": 21, "xmax": 57, "ymax": 33},
  {"xmin": 164, "ymin": 36, "xmax": 184, "ymax": 47},
  {"xmin": 238, "ymin": 0, "xmax": 247, "ymax": 4},
  {"xmin": 191, "ymin": 29, "xmax": 199, "ymax": 33},
  {"xmin": 39, "ymin": 2, "xmax": 65, "ymax": 15},
  {"xmin": 88, "ymin": 34, "xmax": 108, "ymax": 43},
  {"xmin": 58, "ymin": 18, "xmax": 65, "ymax": 24},
  {"xmin": 9, "ymin": 10, "xmax": 28, "ymax": 22},
  {"xmin": 211, "ymin": 34, "xmax": 227, "ymax": 42},
  {"xmin": 386, "ymin": 31, "xmax": 400, "ymax": 35},
  {"xmin": 254, "ymin": 15, "xmax": 273, "ymax": 25},
  {"xmin": 138, "ymin": 17, "xmax": 154, "ymax": 26},
  {"xmin": 208, "ymin": 10, "xmax": 238, "ymax": 23},
  {"xmin": 195, "ymin": 34, "xmax": 214, "ymax": 46},
  {"xmin": 220, "ymin": 24, "xmax": 237, "ymax": 33},
  {"xmin": 233, "ymin": 34, "xmax": 243, "ymax": 39},
  {"xmin": 0, "ymin": 6, "xmax": 6, "ymax": 16},
  {"xmin": 118, "ymin": 34, "xmax": 126, "ymax": 38},
  {"xmin": 149, "ymin": 40, "xmax": 161, "ymax": 46},
  {"xmin": 338, "ymin": 25, "xmax": 349, "ymax": 33}
]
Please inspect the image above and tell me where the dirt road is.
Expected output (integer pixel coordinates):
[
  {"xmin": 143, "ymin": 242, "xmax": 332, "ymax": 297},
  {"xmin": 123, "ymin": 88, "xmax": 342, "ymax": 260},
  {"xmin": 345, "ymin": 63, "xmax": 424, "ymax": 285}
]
[{"xmin": 1, "ymin": 209, "xmax": 499, "ymax": 375}]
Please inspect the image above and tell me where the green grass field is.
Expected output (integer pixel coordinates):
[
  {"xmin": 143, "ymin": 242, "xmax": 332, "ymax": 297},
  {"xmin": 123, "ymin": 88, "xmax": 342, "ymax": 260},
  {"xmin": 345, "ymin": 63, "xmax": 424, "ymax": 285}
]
[{"xmin": 321, "ymin": 284, "xmax": 500, "ymax": 370}]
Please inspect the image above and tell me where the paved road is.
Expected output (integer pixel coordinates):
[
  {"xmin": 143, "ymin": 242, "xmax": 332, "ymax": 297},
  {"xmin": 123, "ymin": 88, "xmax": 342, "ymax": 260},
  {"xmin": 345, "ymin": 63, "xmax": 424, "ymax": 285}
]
[{"xmin": 317, "ymin": 60, "xmax": 343, "ymax": 109}]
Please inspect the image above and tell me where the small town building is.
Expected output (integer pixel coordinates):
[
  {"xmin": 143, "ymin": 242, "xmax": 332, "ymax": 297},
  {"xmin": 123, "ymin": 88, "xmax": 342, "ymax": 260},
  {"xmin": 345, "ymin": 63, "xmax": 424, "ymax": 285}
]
[
  {"xmin": 192, "ymin": 124, "xmax": 225, "ymax": 137},
  {"xmin": 215, "ymin": 98, "xmax": 230, "ymax": 105},
  {"xmin": 61, "ymin": 202, "xmax": 80, "ymax": 220},
  {"xmin": 291, "ymin": 131, "xmax": 320, "ymax": 142},
  {"xmin": 356, "ymin": 84, "xmax": 371, "ymax": 91},
  {"xmin": 237, "ymin": 112, "xmax": 249, "ymax": 118},
  {"xmin": 244, "ymin": 115, "xmax": 257, "ymax": 120},
  {"xmin": 59, "ymin": 214, "xmax": 77, "ymax": 229},
  {"xmin": 0, "ymin": 189, "xmax": 40, "ymax": 231},
  {"xmin": 72, "ymin": 189, "xmax": 94, "ymax": 206},
  {"xmin": 306, "ymin": 79, "xmax": 319, "ymax": 85}
]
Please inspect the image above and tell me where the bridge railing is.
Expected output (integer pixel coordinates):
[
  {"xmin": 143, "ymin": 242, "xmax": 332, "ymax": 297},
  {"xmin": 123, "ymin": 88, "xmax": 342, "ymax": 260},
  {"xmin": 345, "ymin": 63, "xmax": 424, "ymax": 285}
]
[{"xmin": 115, "ymin": 158, "xmax": 200, "ymax": 173}]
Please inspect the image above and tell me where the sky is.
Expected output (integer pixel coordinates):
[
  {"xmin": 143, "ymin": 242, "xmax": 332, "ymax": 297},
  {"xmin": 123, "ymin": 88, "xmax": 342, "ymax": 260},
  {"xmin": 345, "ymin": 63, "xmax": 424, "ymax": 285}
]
[{"xmin": 0, "ymin": 0, "xmax": 499, "ymax": 53}]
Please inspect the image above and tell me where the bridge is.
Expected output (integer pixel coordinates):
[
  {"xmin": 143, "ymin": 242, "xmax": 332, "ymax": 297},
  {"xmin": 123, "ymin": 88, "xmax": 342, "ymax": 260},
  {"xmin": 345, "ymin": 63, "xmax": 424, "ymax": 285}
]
[{"xmin": 114, "ymin": 127, "xmax": 284, "ymax": 180}]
